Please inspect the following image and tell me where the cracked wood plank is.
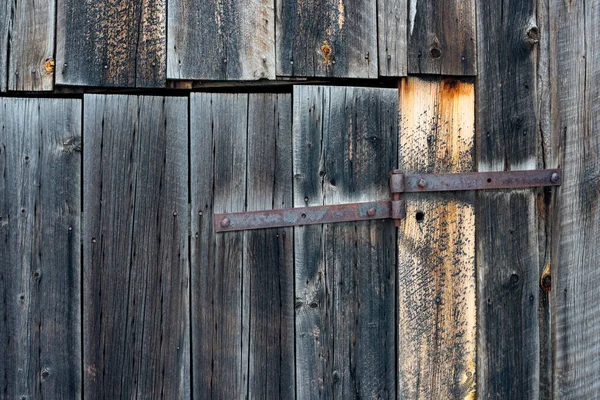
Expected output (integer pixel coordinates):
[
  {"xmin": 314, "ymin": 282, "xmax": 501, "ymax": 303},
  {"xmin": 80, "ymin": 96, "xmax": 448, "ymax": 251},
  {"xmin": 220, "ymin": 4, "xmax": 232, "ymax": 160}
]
[
  {"xmin": 397, "ymin": 77, "xmax": 476, "ymax": 399},
  {"xmin": 83, "ymin": 94, "xmax": 189, "ymax": 398},
  {"xmin": 0, "ymin": 98, "xmax": 81, "ymax": 398}
]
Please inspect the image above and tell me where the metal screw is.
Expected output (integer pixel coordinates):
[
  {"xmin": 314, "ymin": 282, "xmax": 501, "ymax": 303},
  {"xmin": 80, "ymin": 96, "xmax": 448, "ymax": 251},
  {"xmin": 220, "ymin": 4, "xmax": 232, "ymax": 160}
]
[
  {"xmin": 550, "ymin": 172, "xmax": 560, "ymax": 183},
  {"xmin": 367, "ymin": 208, "xmax": 376, "ymax": 217},
  {"xmin": 221, "ymin": 218, "xmax": 230, "ymax": 228},
  {"xmin": 418, "ymin": 178, "xmax": 427, "ymax": 188}
]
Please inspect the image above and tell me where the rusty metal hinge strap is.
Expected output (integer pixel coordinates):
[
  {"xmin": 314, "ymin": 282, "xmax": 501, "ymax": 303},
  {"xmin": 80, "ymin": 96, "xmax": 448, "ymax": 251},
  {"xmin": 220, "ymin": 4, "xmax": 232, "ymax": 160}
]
[{"xmin": 214, "ymin": 169, "xmax": 561, "ymax": 233}]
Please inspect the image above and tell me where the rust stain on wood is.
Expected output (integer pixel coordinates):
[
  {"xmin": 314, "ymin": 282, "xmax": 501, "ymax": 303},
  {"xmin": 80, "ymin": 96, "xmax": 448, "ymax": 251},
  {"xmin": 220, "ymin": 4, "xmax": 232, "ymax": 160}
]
[{"xmin": 398, "ymin": 77, "xmax": 476, "ymax": 399}]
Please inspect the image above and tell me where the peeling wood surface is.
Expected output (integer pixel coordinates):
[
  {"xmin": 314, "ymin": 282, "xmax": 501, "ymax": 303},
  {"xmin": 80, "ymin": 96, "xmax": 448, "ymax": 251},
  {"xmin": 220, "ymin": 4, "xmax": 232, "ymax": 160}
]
[
  {"xmin": 476, "ymin": 0, "xmax": 542, "ymax": 397},
  {"xmin": 377, "ymin": 0, "xmax": 408, "ymax": 77},
  {"xmin": 397, "ymin": 77, "xmax": 476, "ymax": 399},
  {"xmin": 277, "ymin": 0, "xmax": 377, "ymax": 78},
  {"xmin": 190, "ymin": 93, "xmax": 295, "ymax": 398},
  {"xmin": 293, "ymin": 86, "xmax": 397, "ymax": 398},
  {"xmin": 407, "ymin": 0, "xmax": 476, "ymax": 76},
  {"xmin": 0, "ymin": 98, "xmax": 82, "ymax": 398},
  {"xmin": 83, "ymin": 95, "xmax": 189, "ymax": 398},
  {"xmin": 168, "ymin": 0, "xmax": 274, "ymax": 80},
  {"xmin": 551, "ymin": 0, "xmax": 600, "ymax": 397},
  {"xmin": 7, "ymin": 0, "xmax": 55, "ymax": 90},
  {"xmin": 57, "ymin": 0, "xmax": 166, "ymax": 87}
]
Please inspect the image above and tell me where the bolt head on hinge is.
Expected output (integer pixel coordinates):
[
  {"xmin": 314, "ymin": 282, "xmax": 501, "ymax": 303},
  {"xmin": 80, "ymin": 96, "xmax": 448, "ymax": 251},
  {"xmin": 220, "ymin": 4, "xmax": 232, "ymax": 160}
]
[{"xmin": 220, "ymin": 218, "xmax": 231, "ymax": 228}]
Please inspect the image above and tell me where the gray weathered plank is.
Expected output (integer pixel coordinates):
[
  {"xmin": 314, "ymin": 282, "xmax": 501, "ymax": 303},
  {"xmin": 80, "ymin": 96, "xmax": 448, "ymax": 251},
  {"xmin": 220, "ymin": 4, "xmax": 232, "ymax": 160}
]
[
  {"xmin": 168, "ymin": 0, "xmax": 274, "ymax": 80},
  {"xmin": 397, "ymin": 77, "xmax": 476, "ymax": 399},
  {"xmin": 378, "ymin": 0, "xmax": 408, "ymax": 77},
  {"xmin": 0, "ymin": 98, "xmax": 81, "ymax": 399},
  {"xmin": 294, "ymin": 86, "xmax": 397, "ymax": 398},
  {"xmin": 83, "ymin": 94, "xmax": 189, "ymax": 398},
  {"xmin": 277, "ymin": 0, "xmax": 378, "ymax": 78},
  {"xmin": 551, "ymin": 0, "xmax": 600, "ymax": 397},
  {"xmin": 476, "ymin": 0, "xmax": 542, "ymax": 397},
  {"xmin": 0, "ymin": 1, "xmax": 7, "ymax": 91},
  {"xmin": 7, "ymin": 0, "xmax": 55, "ymax": 90},
  {"xmin": 191, "ymin": 93, "xmax": 295, "ymax": 398},
  {"xmin": 57, "ymin": 0, "xmax": 166, "ymax": 87},
  {"xmin": 408, "ymin": 0, "xmax": 476, "ymax": 75}
]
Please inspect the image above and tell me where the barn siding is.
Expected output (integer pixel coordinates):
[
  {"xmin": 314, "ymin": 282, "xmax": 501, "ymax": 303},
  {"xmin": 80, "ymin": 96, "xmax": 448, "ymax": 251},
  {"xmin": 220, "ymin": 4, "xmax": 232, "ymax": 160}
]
[{"xmin": 0, "ymin": 0, "xmax": 598, "ymax": 398}]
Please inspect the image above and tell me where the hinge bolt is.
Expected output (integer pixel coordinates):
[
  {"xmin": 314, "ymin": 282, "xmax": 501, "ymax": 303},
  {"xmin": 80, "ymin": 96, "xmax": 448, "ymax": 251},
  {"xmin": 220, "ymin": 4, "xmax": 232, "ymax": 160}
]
[
  {"xmin": 367, "ymin": 208, "xmax": 376, "ymax": 217},
  {"xmin": 220, "ymin": 218, "xmax": 231, "ymax": 228},
  {"xmin": 550, "ymin": 172, "xmax": 560, "ymax": 183},
  {"xmin": 418, "ymin": 178, "xmax": 427, "ymax": 188}
]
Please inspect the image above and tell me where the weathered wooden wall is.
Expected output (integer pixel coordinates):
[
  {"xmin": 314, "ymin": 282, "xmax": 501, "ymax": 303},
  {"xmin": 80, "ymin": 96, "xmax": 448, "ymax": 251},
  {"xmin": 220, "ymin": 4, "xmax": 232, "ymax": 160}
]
[{"xmin": 1, "ymin": 0, "xmax": 599, "ymax": 399}]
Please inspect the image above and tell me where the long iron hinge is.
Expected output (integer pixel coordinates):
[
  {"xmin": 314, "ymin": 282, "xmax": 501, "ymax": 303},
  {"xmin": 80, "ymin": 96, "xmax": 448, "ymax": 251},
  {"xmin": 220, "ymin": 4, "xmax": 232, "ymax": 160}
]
[{"xmin": 214, "ymin": 169, "xmax": 561, "ymax": 232}]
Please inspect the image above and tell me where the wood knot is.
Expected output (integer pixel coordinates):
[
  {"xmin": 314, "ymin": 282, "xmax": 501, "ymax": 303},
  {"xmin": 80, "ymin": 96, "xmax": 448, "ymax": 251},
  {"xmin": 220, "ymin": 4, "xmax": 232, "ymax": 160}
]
[
  {"xmin": 44, "ymin": 58, "xmax": 55, "ymax": 74},
  {"xmin": 321, "ymin": 45, "xmax": 331, "ymax": 56},
  {"xmin": 541, "ymin": 262, "xmax": 551, "ymax": 293},
  {"xmin": 62, "ymin": 136, "xmax": 82, "ymax": 153},
  {"xmin": 525, "ymin": 26, "xmax": 539, "ymax": 46}
]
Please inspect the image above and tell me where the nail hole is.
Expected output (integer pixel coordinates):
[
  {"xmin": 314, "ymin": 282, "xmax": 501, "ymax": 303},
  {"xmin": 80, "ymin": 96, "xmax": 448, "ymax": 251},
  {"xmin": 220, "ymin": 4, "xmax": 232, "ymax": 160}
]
[
  {"xmin": 416, "ymin": 211, "xmax": 425, "ymax": 222},
  {"xmin": 487, "ymin": 178, "xmax": 492, "ymax": 183},
  {"xmin": 301, "ymin": 213, "xmax": 306, "ymax": 219}
]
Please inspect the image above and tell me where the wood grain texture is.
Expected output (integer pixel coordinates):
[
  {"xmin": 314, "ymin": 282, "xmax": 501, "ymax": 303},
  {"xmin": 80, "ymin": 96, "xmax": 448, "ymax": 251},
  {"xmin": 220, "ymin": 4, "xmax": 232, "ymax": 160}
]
[
  {"xmin": 0, "ymin": 98, "xmax": 81, "ymax": 399},
  {"xmin": 57, "ymin": 0, "xmax": 166, "ymax": 87},
  {"xmin": 168, "ymin": 0, "xmax": 274, "ymax": 80},
  {"xmin": 407, "ymin": 0, "xmax": 476, "ymax": 75},
  {"xmin": 83, "ymin": 94, "xmax": 189, "ymax": 398},
  {"xmin": 277, "ymin": 0, "xmax": 377, "ymax": 78},
  {"xmin": 191, "ymin": 93, "xmax": 294, "ymax": 398},
  {"xmin": 0, "ymin": 0, "xmax": 7, "ymax": 92},
  {"xmin": 293, "ymin": 85, "xmax": 397, "ymax": 398},
  {"xmin": 397, "ymin": 77, "xmax": 476, "ymax": 399},
  {"xmin": 7, "ymin": 0, "xmax": 55, "ymax": 90},
  {"xmin": 550, "ymin": 0, "xmax": 600, "ymax": 397},
  {"xmin": 377, "ymin": 0, "xmax": 408, "ymax": 77},
  {"xmin": 476, "ymin": 0, "xmax": 543, "ymax": 397}
]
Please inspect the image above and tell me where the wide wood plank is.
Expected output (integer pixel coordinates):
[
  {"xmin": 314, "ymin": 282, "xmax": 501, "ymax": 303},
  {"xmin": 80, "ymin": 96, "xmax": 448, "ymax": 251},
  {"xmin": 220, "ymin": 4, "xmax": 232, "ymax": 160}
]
[
  {"xmin": 168, "ymin": 0, "xmax": 274, "ymax": 80},
  {"xmin": 407, "ymin": 0, "xmax": 476, "ymax": 75},
  {"xmin": 277, "ymin": 0, "xmax": 377, "ymax": 78},
  {"xmin": 191, "ymin": 93, "xmax": 294, "ymax": 398},
  {"xmin": 476, "ymin": 0, "xmax": 543, "ymax": 397},
  {"xmin": 397, "ymin": 77, "xmax": 476, "ymax": 399},
  {"xmin": 378, "ymin": 0, "xmax": 408, "ymax": 77},
  {"xmin": 294, "ymin": 86, "xmax": 397, "ymax": 398},
  {"xmin": 551, "ymin": 0, "xmax": 600, "ymax": 397},
  {"xmin": 83, "ymin": 94, "xmax": 189, "ymax": 398},
  {"xmin": 57, "ymin": 0, "xmax": 166, "ymax": 87},
  {"xmin": 0, "ymin": 98, "xmax": 81, "ymax": 398},
  {"xmin": 7, "ymin": 0, "xmax": 55, "ymax": 90}
]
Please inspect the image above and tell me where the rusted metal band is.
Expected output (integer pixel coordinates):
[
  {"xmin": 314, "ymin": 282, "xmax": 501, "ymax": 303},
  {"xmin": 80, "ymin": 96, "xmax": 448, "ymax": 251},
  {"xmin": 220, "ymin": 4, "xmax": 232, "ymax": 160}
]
[
  {"xmin": 390, "ymin": 169, "xmax": 561, "ymax": 193},
  {"xmin": 214, "ymin": 200, "xmax": 401, "ymax": 233}
]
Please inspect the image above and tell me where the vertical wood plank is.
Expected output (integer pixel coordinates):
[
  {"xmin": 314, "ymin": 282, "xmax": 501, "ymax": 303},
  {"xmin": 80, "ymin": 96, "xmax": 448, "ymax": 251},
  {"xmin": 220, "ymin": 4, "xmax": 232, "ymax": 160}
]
[
  {"xmin": 476, "ymin": 0, "xmax": 543, "ymax": 397},
  {"xmin": 294, "ymin": 85, "xmax": 397, "ymax": 398},
  {"xmin": 0, "ymin": 2, "xmax": 7, "ymax": 91},
  {"xmin": 407, "ymin": 0, "xmax": 476, "ymax": 75},
  {"xmin": 0, "ymin": 98, "xmax": 81, "ymax": 399},
  {"xmin": 245, "ymin": 94, "xmax": 295, "ymax": 398},
  {"xmin": 551, "ymin": 0, "xmax": 600, "ymax": 397},
  {"xmin": 83, "ymin": 95, "xmax": 189, "ymax": 398},
  {"xmin": 378, "ymin": 0, "xmax": 408, "ymax": 77},
  {"xmin": 191, "ymin": 93, "xmax": 249, "ymax": 398},
  {"xmin": 397, "ymin": 77, "xmax": 476, "ymax": 399},
  {"xmin": 168, "ymin": 0, "xmax": 274, "ymax": 80},
  {"xmin": 57, "ymin": 0, "xmax": 166, "ymax": 87},
  {"xmin": 277, "ymin": 0, "xmax": 377, "ymax": 78},
  {"xmin": 7, "ymin": 0, "xmax": 55, "ymax": 90}
]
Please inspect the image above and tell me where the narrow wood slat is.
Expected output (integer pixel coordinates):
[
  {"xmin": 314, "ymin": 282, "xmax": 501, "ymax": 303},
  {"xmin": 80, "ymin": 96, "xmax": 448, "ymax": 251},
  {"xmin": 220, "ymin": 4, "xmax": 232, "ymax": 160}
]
[
  {"xmin": 0, "ymin": 3, "xmax": 7, "ymax": 91},
  {"xmin": 168, "ymin": 0, "xmax": 274, "ymax": 80},
  {"xmin": 57, "ymin": 0, "xmax": 166, "ymax": 87},
  {"xmin": 83, "ymin": 94, "xmax": 189, "ymax": 398},
  {"xmin": 476, "ymin": 0, "xmax": 543, "ymax": 397},
  {"xmin": 294, "ymin": 85, "xmax": 397, "ymax": 398},
  {"xmin": 277, "ymin": 0, "xmax": 377, "ymax": 78},
  {"xmin": 407, "ymin": 0, "xmax": 476, "ymax": 76},
  {"xmin": 397, "ymin": 77, "xmax": 476, "ymax": 399},
  {"xmin": 0, "ymin": 98, "xmax": 82, "ymax": 398},
  {"xmin": 551, "ymin": 0, "xmax": 600, "ymax": 397},
  {"xmin": 7, "ymin": 0, "xmax": 55, "ymax": 90},
  {"xmin": 378, "ymin": 0, "xmax": 408, "ymax": 77}
]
